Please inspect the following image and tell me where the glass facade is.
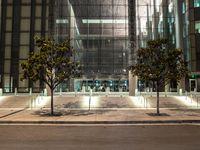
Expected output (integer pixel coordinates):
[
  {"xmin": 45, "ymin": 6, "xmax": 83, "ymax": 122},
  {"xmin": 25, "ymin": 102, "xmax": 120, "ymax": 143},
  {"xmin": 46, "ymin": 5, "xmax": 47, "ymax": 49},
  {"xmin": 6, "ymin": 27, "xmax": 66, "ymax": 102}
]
[
  {"xmin": 136, "ymin": 0, "xmax": 177, "ymax": 91},
  {"xmin": 50, "ymin": 0, "xmax": 129, "ymax": 92},
  {"xmin": 136, "ymin": 0, "xmax": 176, "ymax": 48},
  {"xmin": 0, "ymin": 0, "xmax": 49, "ymax": 93},
  {"xmin": 0, "ymin": 0, "xmax": 200, "ymax": 93},
  {"xmin": 181, "ymin": 0, "xmax": 190, "ymax": 70}
]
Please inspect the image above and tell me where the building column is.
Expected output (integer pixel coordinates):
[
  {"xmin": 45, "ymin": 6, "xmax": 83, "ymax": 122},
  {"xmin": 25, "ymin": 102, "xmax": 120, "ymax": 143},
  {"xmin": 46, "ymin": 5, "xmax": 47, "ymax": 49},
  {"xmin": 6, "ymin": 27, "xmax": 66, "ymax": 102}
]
[
  {"xmin": 129, "ymin": 71, "xmax": 137, "ymax": 96},
  {"xmin": 175, "ymin": 0, "xmax": 185, "ymax": 92},
  {"xmin": 128, "ymin": 0, "xmax": 136, "ymax": 96}
]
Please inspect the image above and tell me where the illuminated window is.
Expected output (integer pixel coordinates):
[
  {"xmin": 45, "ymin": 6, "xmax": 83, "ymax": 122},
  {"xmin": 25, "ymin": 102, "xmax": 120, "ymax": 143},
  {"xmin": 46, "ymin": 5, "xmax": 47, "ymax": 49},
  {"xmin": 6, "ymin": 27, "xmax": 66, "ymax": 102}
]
[
  {"xmin": 194, "ymin": 0, "xmax": 200, "ymax": 7},
  {"xmin": 195, "ymin": 21, "xmax": 200, "ymax": 33},
  {"xmin": 182, "ymin": 2, "xmax": 186, "ymax": 14}
]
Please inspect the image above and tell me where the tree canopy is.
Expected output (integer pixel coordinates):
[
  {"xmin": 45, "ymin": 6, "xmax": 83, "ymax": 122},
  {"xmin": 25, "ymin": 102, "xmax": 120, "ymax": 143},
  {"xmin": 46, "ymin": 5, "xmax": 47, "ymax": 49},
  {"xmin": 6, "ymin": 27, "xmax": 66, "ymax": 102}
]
[
  {"xmin": 130, "ymin": 39, "xmax": 188, "ymax": 85},
  {"xmin": 21, "ymin": 37, "xmax": 81, "ymax": 115},
  {"xmin": 130, "ymin": 39, "xmax": 188, "ymax": 115}
]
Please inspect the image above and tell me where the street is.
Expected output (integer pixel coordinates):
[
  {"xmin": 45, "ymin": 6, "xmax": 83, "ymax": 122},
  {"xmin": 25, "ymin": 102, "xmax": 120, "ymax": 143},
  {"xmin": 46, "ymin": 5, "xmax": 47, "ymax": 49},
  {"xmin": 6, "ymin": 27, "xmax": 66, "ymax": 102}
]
[{"xmin": 0, "ymin": 124, "xmax": 200, "ymax": 150}]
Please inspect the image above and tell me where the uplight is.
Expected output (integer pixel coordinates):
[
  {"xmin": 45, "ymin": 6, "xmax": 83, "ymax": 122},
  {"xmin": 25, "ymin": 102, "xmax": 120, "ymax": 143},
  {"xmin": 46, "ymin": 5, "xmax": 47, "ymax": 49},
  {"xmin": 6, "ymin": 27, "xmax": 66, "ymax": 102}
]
[
  {"xmin": 129, "ymin": 96, "xmax": 149, "ymax": 108},
  {"xmin": 0, "ymin": 96, "xmax": 8, "ymax": 105},
  {"xmin": 82, "ymin": 96, "xmax": 99, "ymax": 109},
  {"xmin": 30, "ymin": 96, "xmax": 50, "ymax": 108},
  {"xmin": 174, "ymin": 96, "xmax": 199, "ymax": 108}
]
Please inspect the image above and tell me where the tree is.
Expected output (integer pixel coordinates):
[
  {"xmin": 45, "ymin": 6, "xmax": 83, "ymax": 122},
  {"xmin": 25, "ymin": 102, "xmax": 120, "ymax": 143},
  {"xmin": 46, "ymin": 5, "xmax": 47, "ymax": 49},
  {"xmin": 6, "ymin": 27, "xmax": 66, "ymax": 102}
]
[
  {"xmin": 130, "ymin": 39, "xmax": 188, "ymax": 115},
  {"xmin": 21, "ymin": 37, "xmax": 81, "ymax": 115}
]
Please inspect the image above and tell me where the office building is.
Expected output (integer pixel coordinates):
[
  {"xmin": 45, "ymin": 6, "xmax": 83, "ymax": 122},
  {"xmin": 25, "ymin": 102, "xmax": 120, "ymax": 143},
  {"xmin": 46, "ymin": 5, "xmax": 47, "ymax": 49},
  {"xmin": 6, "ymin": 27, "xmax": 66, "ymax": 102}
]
[{"xmin": 0, "ymin": 0, "xmax": 199, "ymax": 93}]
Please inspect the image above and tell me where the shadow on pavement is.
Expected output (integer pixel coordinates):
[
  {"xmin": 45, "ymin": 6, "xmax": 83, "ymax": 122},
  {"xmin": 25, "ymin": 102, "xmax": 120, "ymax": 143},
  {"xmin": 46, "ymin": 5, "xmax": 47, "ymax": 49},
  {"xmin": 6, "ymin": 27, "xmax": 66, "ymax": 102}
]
[
  {"xmin": 146, "ymin": 113, "xmax": 170, "ymax": 116},
  {"xmin": 33, "ymin": 109, "xmax": 111, "ymax": 117}
]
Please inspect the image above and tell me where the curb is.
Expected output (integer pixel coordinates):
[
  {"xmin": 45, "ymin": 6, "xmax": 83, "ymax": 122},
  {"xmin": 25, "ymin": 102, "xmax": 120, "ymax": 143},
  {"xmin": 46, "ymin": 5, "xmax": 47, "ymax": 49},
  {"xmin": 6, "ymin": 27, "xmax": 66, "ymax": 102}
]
[{"xmin": 0, "ymin": 120, "xmax": 200, "ymax": 125}]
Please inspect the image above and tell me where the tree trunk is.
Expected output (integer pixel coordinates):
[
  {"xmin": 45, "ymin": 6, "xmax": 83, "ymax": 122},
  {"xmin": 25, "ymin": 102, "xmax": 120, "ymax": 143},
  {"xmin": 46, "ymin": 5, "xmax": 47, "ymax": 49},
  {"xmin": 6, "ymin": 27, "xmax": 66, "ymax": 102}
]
[
  {"xmin": 156, "ymin": 81, "xmax": 160, "ymax": 115},
  {"xmin": 50, "ymin": 88, "xmax": 54, "ymax": 115}
]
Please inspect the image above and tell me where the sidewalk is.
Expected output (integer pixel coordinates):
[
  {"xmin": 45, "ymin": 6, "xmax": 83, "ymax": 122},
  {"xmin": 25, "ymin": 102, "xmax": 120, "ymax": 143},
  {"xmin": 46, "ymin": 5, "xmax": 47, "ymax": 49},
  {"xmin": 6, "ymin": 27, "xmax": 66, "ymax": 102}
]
[
  {"xmin": 0, "ymin": 108, "xmax": 200, "ymax": 124},
  {"xmin": 0, "ymin": 95, "xmax": 200, "ymax": 124}
]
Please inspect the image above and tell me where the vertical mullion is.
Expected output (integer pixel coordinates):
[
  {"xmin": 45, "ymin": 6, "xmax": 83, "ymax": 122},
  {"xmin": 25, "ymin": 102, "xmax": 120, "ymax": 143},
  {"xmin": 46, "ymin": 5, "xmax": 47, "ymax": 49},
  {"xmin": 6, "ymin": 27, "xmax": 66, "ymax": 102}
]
[
  {"xmin": 11, "ymin": 0, "xmax": 21, "ymax": 92},
  {"xmin": 0, "ymin": 0, "xmax": 7, "ymax": 89}
]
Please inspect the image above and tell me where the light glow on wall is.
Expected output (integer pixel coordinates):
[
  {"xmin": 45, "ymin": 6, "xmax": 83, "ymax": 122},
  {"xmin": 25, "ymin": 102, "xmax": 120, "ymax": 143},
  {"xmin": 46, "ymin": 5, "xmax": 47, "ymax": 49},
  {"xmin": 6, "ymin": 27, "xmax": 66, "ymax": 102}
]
[
  {"xmin": 174, "ymin": 96, "xmax": 199, "ymax": 108},
  {"xmin": 0, "ymin": 96, "xmax": 8, "ymax": 105},
  {"xmin": 130, "ymin": 96, "xmax": 149, "ymax": 108},
  {"xmin": 82, "ymin": 96, "xmax": 99, "ymax": 109},
  {"xmin": 31, "ymin": 96, "xmax": 50, "ymax": 108}
]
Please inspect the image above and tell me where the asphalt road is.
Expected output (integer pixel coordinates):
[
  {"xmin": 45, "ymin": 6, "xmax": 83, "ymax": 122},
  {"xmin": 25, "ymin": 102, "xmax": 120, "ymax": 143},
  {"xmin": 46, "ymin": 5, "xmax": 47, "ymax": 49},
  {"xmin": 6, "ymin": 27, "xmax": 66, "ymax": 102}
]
[{"xmin": 0, "ymin": 124, "xmax": 200, "ymax": 150}]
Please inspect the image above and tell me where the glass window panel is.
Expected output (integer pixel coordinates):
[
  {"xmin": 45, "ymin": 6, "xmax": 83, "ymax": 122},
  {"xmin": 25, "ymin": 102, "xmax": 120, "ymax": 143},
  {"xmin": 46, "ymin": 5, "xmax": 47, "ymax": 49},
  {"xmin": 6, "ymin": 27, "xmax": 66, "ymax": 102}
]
[
  {"xmin": 87, "ymin": 39, "xmax": 100, "ymax": 49},
  {"xmin": 3, "ymin": 75, "xmax": 11, "ymax": 92},
  {"xmin": 19, "ymin": 46, "xmax": 29, "ymax": 59},
  {"xmin": 70, "ymin": 0, "xmax": 88, "ymax": 5},
  {"xmin": 32, "ymin": 80, "xmax": 40, "ymax": 92},
  {"xmin": 76, "ymin": 27, "xmax": 88, "ymax": 35},
  {"xmin": 20, "ymin": 33, "xmax": 30, "ymax": 45},
  {"xmin": 88, "ymin": 0, "xmax": 101, "ymax": 5},
  {"xmin": 19, "ymin": 60, "xmax": 25, "ymax": 73},
  {"xmin": 6, "ymin": 19, "xmax": 12, "ymax": 31},
  {"xmin": 35, "ymin": 19, "xmax": 41, "ymax": 31},
  {"xmin": 102, "ymin": 0, "xmax": 113, "ymax": 5},
  {"xmin": 73, "ymin": 5, "xmax": 88, "ymax": 17},
  {"xmin": 4, "ymin": 60, "xmax": 11, "ymax": 73},
  {"xmin": 18, "ymin": 76, "xmax": 28, "ymax": 88},
  {"xmin": 101, "ymin": 5, "xmax": 113, "ymax": 17},
  {"xmin": 21, "ymin": 0, "xmax": 31, "ymax": 4},
  {"xmin": 115, "ymin": 0, "xmax": 127, "ymax": 5},
  {"xmin": 89, "ymin": 27, "xmax": 101, "ymax": 34},
  {"xmin": 4, "ymin": 47, "xmax": 11, "ymax": 59},
  {"xmin": 114, "ymin": 29, "xmax": 126, "ymax": 36},
  {"xmin": 7, "ymin": 0, "xmax": 13, "ymax": 4},
  {"xmin": 36, "ymin": 0, "xmax": 42, "ymax": 4},
  {"xmin": 46, "ymin": 19, "xmax": 48, "ymax": 32},
  {"xmin": 20, "ymin": 19, "xmax": 30, "ymax": 31},
  {"xmin": 7, "ymin": 6, "xmax": 13, "ymax": 17},
  {"xmin": 113, "ymin": 5, "xmax": 126, "ymax": 17},
  {"xmin": 102, "ymin": 29, "xmax": 113, "ymax": 35},
  {"xmin": 35, "ymin": 6, "xmax": 42, "ymax": 17},
  {"xmin": 5, "ymin": 33, "xmax": 11, "ymax": 45},
  {"xmin": 195, "ymin": 21, "xmax": 200, "ymax": 33},
  {"xmin": 101, "ymin": 20, "xmax": 113, "ymax": 28},
  {"xmin": 46, "ymin": 6, "xmax": 49, "ymax": 17},
  {"xmin": 21, "ymin": 6, "xmax": 31, "ymax": 17},
  {"xmin": 88, "ymin": 6, "xmax": 100, "ymax": 17},
  {"xmin": 113, "ymin": 22, "xmax": 126, "ymax": 29},
  {"xmin": 194, "ymin": 0, "xmax": 200, "ymax": 7}
]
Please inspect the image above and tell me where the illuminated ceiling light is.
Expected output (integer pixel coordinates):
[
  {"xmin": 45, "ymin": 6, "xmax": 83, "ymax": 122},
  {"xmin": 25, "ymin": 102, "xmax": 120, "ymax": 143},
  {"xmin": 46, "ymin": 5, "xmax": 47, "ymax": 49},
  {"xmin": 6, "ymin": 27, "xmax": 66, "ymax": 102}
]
[
  {"xmin": 82, "ymin": 19, "xmax": 128, "ymax": 24},
  {"xmin": 82, "ymin": 96, "xmax": 99, "ymax": 109},
  {"xmin": 56, "ymin": 19, "xmax": 69, "ymax": 24}
]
